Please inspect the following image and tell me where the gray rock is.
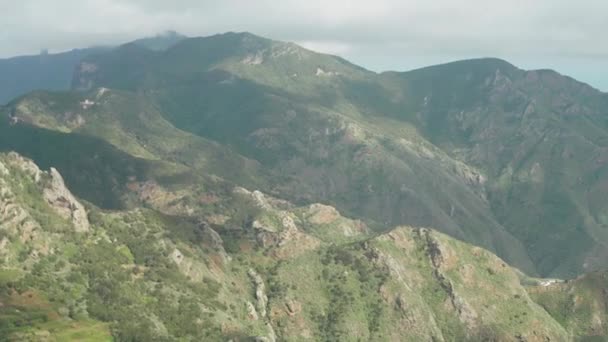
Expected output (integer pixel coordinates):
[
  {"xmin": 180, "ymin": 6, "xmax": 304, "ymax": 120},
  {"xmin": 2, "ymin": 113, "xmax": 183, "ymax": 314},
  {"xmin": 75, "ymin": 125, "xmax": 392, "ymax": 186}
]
[{"xmin": 43, "ymin": 168, "xmax": 90, "ymax": 232}]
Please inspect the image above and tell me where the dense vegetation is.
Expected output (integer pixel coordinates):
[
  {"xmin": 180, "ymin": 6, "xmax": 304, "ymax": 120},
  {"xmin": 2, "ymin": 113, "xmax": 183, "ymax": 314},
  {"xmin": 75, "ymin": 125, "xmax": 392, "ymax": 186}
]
[
  {"xmin": 2, "ymin": 153, "xmax": 603, "ymax": 340},
  {"xmin": 64, "ymin": 32, "xmax": 608, "ymax": 277},
  {"xmin": 1, "ymin": 32, "xmax": 608, "ymax": 340}
]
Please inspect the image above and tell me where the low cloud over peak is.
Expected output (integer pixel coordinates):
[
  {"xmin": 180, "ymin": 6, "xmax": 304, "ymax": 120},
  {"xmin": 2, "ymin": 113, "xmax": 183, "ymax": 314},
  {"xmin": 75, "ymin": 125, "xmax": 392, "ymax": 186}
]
[{"xmin": 2, "ymin": 0, "xmax": 607, "ymax": 90}]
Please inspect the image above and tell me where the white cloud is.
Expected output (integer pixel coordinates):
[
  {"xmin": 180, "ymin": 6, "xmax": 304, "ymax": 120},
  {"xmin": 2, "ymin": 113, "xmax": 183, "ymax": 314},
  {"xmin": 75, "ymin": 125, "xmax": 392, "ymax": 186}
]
[
  {"xmin": 0, "ymin": 0, "xmax": 607, "ymax": 90},
  {"xmin": 297, "ymin": 40, "xmax": 353, "ymax": 55}
]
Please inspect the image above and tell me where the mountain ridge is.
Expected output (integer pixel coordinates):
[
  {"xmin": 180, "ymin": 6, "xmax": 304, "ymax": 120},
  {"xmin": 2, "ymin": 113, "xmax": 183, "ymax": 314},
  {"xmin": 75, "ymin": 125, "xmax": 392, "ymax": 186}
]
[
  {"xmin": 2, "ymin": 151, "xmax": 605, "ymax": 340},
  {"xmin": 2, "ymin": 30, "xmax": 608, "ymax": 340},
  {"xmin": 0, "ymin": 32, "xmax": 188, "ymax": 104},
  {"xmin": 59, "ymin": 32, "xmax": 608, "ymax": 276}
]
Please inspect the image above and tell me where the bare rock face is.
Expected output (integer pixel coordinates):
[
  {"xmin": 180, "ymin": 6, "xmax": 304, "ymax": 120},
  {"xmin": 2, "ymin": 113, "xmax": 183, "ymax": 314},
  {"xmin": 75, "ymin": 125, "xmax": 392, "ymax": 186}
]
[
  {"xmin": 248, "ymin": 268, "xmax": 269, "ymax": 318},
  {"xmin": 43, "ymin": 168, "xmax": 90, "ymax": 232},
  {"xmin": 170, "ymin": 248, "xmax": 184, "ymax": 265},
  {"xmin": 306, "ymin": 203, "xmax": 340, "ymax": 224},
  {"xmin": 242, "ymin": 51, "xmax": 264, "ymax": 65},
  {"xmin": 246, "ymin": 301, "xmax": 259, "ymax": 320},
  {"xmin": 253, "ymin": 212, "xmax": 321, "ymax": 258},
  {"xmin": 2, "ymin": 154, "xmax": 90, "ymax": 233},
  {"xmin": 200, "ymin": 223, "xmax": 231, "ymax": 264},
  {"xmin": 238, "ymin": 188, "xmax": 272, "ymax": 210},
  {"xmin": 73, "ymin": 62, "xmax": 99, "ymax": 91}
]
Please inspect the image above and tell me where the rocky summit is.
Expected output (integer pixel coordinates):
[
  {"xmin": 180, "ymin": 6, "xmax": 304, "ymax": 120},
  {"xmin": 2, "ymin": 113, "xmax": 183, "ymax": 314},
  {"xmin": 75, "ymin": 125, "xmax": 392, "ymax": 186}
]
[{"xmin": 1, "ymin": 32, "xmax": 608, "ymax": 341}]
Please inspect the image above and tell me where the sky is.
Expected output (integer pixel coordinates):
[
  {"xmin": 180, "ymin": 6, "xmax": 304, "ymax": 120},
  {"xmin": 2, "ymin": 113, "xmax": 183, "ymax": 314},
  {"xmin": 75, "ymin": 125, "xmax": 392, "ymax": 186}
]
[{"xmin": 1, "ymin": 0, "xmax": 607, "ymax": 91}]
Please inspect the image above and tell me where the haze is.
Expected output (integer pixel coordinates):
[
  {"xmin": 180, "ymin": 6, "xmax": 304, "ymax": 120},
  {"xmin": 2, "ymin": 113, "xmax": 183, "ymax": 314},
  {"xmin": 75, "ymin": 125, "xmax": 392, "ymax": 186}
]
[{"xmin": 1, "ymin": 0, "xmax": 607, "ymax": 90}]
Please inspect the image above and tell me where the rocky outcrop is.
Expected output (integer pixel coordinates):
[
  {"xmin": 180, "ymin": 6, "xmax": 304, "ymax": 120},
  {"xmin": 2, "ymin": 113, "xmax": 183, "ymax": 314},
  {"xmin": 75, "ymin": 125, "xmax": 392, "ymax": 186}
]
[
  {"xmin": 246, "ymin": 301, "xmax": 259, "ymax": 320},
  {"xmin": 417, "ymin": 228, "xmax": 479, "ymax": 330},
  {"xmin": 315, "ymin": 67, "xmax": 339, "ymax": 77},
  {"xmin": 253, "ymin": 212, "xmax": 321, "ymax": 258},
  {"xmin": 234, "ymin": 187, "xmax": 322, "ymax": 257},
  {"xmin": 170, "ymin": 248, "xmax": 184, "ymax": 265},
  {"xmin": 43, "ymin": 168, "xmax": 90, "ymax": 232},
  {"xmin": 365, "ymin": 226, "xmax": 569, "ymax": 341},
  {"xmin": 199, "ymin": 222, "xmax": 231, "ymax": 264},
  {"xmin": 248, "ymin": 268, "xmax": 268, "ymax": 318},
  {"xmin": 304, "ymin": 203, "xmax": 368, "ymax": 238},
  {"xmin": 306, "ymin": 203, "xmax": 340, "ymax": 224},
  {"xmin": 169, "ymin": 247, "xmax": 209, "ymax": 280},
  {"xmin": 6, "ymin": 152, "xmax": 41, "ymax": 182},
  {"xmin": 242, "ymin": 52, "xmax": 264, "ymax": 65},
  {"xmin": 247, "ymin": 266, "xmax": 277, "ymax": 342},
  {"xmin": 72, "ymin": 62, "xmax": 98, "ymax": 91},
  {"xmin": 0, "ymin": 154, "xmax": 62, "ymax": 266},
  {"xmin": 233, "ymin": 187, "xmax": 272, "ymax": 210},
  {"xmin": 1, "ymin": 154, "xmax": 89, "ymax": 233}
]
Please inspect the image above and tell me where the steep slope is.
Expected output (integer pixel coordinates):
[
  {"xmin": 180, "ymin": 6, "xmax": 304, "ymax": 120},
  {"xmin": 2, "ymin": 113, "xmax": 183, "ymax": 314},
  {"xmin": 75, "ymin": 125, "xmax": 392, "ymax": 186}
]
[
  {"xmin": 265, "ymin": 226, "xmax": 569, "ymax": 341},
  {"xmin": 0, "ymin": 32, "xmax": 185, "ymax": 105},
  {"xmin": 3, "ymin": 152, "xmax": 604, "ymax": 341},
  {"xmin": 66, "ymin": 32, "xmax": 537, "ymax": 275},
  {"xmin": 4, "ymin": 88, "xmax": 265, "ymax": 189},
  {"xmin": 381, "ymin": 59, "xmax": 608, "ymax": 276},
  {"xmin": 72, "ymin": 33, "xmax": 608, "ymax": 277},
  {"xmin": 529, "ymin": 271, "xmax": 608, "ymax": 340},
  {"xmin": 0, "ymin": 153, "xmax": 269, "ymax": 341},
  {"xmin": 0, "ymin": 48, "xmax": 104, "ymax": 105},
  {"xmin": 0, "ymin": 106, "xmax": 200, "ymax": 210},
  {"xmin": 4, "ymin": 32, "xmax": 608, "ymax": 278}
]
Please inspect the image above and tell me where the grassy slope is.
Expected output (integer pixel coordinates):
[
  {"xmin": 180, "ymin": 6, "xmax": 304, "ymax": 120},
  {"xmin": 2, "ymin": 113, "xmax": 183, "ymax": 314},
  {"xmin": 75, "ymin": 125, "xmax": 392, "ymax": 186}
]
[
  {"xmin": 5, "ymin": 32, "xmax": 608, "ymax": 280},
  {"xmin": 3, "ymin": 152, "xmax": 608, "ymax": 340},
  {"xmin": 381, "ymin": 60, "xmax": 608, "ymax": 277},
  {"xmin": 7, "ymin": 31, "xmax": 608, "ymax": 340},
  {"xmin": 107, "ymin": 35, "xmax": 608, "ymax": 277},
  {"xmin": 0, "ymin": 115, "xmax": 183, "ymax": 210},
  {"xmin": 529, "ymin": 271, "xmax": 608, "ymax": 340},
  {"xmin": 65, "ymin": 33, "xmax": 538, "ymax": 275}
]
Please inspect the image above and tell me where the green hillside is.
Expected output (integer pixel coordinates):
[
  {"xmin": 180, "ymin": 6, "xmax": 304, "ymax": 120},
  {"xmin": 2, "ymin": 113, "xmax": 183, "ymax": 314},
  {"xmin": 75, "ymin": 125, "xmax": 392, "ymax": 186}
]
[
  {"xmin": 1, "ymin": 152, "xmax": 604, "ymax": 341},
  {"xmin": 2, "ymin": 32, "xmax": 608, "ymax": 340},
  {"xmin": 66, "ymin": 32, "xmax": 608, "ymax": 277}
]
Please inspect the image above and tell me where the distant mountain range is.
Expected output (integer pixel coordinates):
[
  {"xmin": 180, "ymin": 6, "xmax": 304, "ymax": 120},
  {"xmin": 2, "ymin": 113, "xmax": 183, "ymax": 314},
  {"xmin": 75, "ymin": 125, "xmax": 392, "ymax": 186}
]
[
  {"xmin": 0, "ymin": 31, "xmax": 186, "ymax": 104},
  {"xmin": 1, "ymin": 32, "xmax": 608, "ymax": 340}
]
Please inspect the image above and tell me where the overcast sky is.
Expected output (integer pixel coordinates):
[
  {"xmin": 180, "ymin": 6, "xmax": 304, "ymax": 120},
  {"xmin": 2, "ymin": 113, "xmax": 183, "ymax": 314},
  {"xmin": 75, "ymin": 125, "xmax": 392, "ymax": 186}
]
[{"xmin": 1, "ymin": 0, "xmax": 607, "ymax": 91}]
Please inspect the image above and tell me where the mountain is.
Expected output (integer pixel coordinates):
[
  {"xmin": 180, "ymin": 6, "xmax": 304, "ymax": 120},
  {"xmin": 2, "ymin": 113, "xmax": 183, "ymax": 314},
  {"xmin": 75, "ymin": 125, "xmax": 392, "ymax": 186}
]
[
  {"xmin": 130, "ymin": 30, "xmax": 187, "ymax": 51},
  {"xmin": 64, "ymin": 32, "xmax": 608, "ymax": 277},
  {"xmin": 383, "ymin": 60, "xmax": 608, "ymax": 276},
  {"xmin": 0, "ymin": 48, "xmax": 104, "ymax": 105},
  {"xmin": 1, "ymin": 152, "xmax": 605, "ymax": 341},
  {"xmin": 0, "ymin": 32, "xmax": 186, "ymax": 105},
  {"xmin": 1, "ymin": 31, "xmax": 608, "ymax": 340},
  {"xmin": 60, "ymin": 32, "xmax": 533, "ymax": 274}
]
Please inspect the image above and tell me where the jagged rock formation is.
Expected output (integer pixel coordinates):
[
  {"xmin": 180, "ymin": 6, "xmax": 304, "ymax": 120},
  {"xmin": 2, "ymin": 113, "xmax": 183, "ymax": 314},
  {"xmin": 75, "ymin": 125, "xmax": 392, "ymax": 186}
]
[
  {"xmin": 0, "ymin": 152, "xmax": 607, "ymax": 340},
  {"xmin": 43, "ymin": 167, "xmax": 90, "ymax": 232},
  {"xmin": 1, "ymin": 153, "xmax": 89, "ymax": 233},
  {"xmin": 248, "ymin": 268, "xmax": 269, "ymax": 319},
  {"xmin": 199, "ymin": 222, "xmax": 231, "ymax": 264},
  {"xmin": 2, "ymin": 31, "xmax": 608, "ymax": 340}
]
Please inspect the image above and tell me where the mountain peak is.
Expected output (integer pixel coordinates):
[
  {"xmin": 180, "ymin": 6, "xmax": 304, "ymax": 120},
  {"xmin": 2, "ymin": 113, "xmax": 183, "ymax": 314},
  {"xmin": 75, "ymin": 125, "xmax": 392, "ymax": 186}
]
[
  {"xmin": 173, "ymin": 31, "xmax": 274, "ymax": 49},
  {"xmin": 130, "ymin": 30, "xmax": 187, "ymax": 51},
  {"xmin": 402, "ymin": 57, "xmax": 520, "ymax": 79}
]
